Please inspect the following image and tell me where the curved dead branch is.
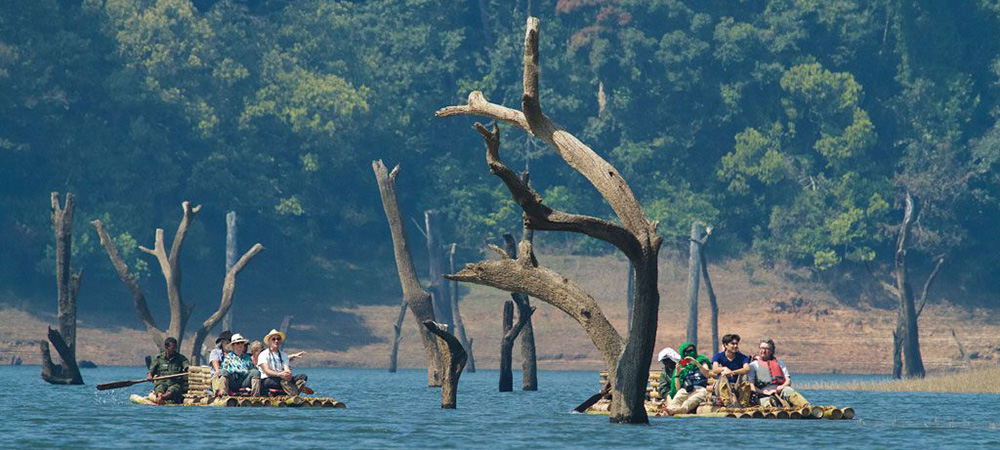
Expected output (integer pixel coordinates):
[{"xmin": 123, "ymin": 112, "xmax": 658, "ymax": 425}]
[{"xmin": 189, "ymin": 243, "xmax": 265, "ymax": 362}]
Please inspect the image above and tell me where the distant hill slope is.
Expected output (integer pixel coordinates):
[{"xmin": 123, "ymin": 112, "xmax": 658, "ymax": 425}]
[{"xmin": 3, "ymin": 253, "xmax": 998, "ymax": 373}]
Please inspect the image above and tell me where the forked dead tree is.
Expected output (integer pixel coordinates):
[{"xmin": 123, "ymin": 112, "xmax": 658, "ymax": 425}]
[
  {"xmin": 501, "ymin": 233, "xmax": 537, "ymax": 391},
  {"xmin": 373, "ymin": 160, "xmax": 442, "ymax": 386},
  {"xmin": 437, "ymin": 17, "xmax": 663, "ymax": 423},
  {"xmin": 448, "ymin": 243, "xmax": 476, "ymax": 372},
  {"xmin": 93, "ymin": 202, "xmax": 200, "ymax": 351},
  {"xmin": 423, "ymin": 321, "xmax": 468, "ymax": 408},
  {"xmin": 388, "ymin": 299, "xmax": 407, "ymax": 373},
  {"xmin": 40, "ymin": 192, "xmax": 84, "ymax": 385},
  {"xmin": 188, "ymin": 242, "xmax": 264, "ymax": 364}
]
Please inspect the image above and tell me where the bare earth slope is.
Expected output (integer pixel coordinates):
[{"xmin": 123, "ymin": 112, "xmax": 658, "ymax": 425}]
[{"xmin": 3, "ymin": 253, "xmax": 998, "ymax": 372}]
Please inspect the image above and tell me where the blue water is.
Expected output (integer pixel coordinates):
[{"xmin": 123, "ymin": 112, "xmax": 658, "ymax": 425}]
[{"xmin": 3, "ymin": 366, "xmax": 998, "ymax": 448}]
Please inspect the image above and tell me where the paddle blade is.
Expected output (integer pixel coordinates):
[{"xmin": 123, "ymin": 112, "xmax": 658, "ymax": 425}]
[{"xmin": 96, "ymin": 380, "xmax": 141, "ymax": 391}]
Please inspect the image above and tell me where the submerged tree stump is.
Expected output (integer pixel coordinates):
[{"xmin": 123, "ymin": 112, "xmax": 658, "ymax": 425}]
[
  {"xmin": 423, "ymin": 321, "xmax": 468, "ymax": 408},
  {"xmin": 40, "ymin": 192, "xmax": 84, "ymax": 385}
]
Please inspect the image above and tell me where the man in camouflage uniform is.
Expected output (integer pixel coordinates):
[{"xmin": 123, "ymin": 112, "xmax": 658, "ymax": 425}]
[{"xmin": 148, "ymin": 337, "xmax": 190, "ymax": 404}]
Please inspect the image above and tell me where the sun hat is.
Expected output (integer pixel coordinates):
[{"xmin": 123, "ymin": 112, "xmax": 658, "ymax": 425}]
[
  {"xmin": 263, "ymin": 329, "xmax": 286, "ymax": 344},
  {"xmin": 230, "ymin": 333, "xmax": 249, "ymax": 345},
  {"xmin": 215, "ymin": 330, "xmax": 233, "ymax": 345},
  {"xmin": 657, "ymin": 347, "xmax": 680, "ymax": 363}
]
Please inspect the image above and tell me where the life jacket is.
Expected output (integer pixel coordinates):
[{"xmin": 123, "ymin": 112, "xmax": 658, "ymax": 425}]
[{"xmin": 758, "ymin": 358, "xmax": 786, "ymax": 386}]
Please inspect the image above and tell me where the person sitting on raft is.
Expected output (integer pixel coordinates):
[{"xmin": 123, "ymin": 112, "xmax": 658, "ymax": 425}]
[
  {"xmin": 209, "ymin": 330, "xmax": 232, "ymax": 397},
  {"xmin": 711, "ymin": 333, "xmax": 750, "ymax": 384},
  {"xmin": 665, "ymin": 342, "xmax": 712, "ymax": 415},
  {"xmin": 656, "ymin": 347, "xmax": 680, "ymax": 401},
  {"xmin": 257, "ymin": 329, "xmax": 311, "ymax": 396},
  {"xmin": 249, "ymin": 340, "xmax": 264, "ymax": 366},
  {"xmin": 220, "ymin": 333, "xmax": 261, "ymax": 397},
  {"xmin": 148, "ymin": 337, "xmax": 189, "ymax": 404},
  {"xmin": 748, "ymin": 338, "xmax": 810, "ymax": 408}
]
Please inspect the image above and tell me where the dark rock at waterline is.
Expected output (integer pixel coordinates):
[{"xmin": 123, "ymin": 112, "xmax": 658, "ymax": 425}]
[{"xmin": 79, "ymin": 360, "xmax": 98, "ymax": 368}]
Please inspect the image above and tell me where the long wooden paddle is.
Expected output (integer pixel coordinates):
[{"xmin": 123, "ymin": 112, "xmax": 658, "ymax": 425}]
[
  {"xmin": 96, "ymin": 372, "xmax": 188, "ymax": 391},
  {"xmin": 573, "ymin": 382, "xmax": 611, "ymax": 413}
]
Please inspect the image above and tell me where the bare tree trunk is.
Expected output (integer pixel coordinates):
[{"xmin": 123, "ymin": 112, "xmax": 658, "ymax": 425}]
[
  {"xmin": 373, "ymin": 160, "xmax": 442, "ymax": 386},
  {"xmin": 279, "ymin": 315, "xmax": 293, "ymax": 335},
  {"xmin": 686, "ymin": 222, "xmax": 703, "ymax": 347},
  {"xmin": 41, "ymin": 193, "xmax": 84, "ymax": 385},
  {"xmin": 895, "ymin": 193, "xmax": 925, "ymax": 378},
  {"xmin": 448, "ymin": 243, "xmax": 476, "ymax": 373},
  {"xmin": 423, "ymin": 321, "xmax": 468, "ymax": 408},
  {"xmin": 500, "ymin": 300, "xmax": 515, "ymax": 392},
  {"xmin": 389, "ymin": 299, "xmax": 407, "ymax": 373},
  {"xmin": 516, "ymin": 201, "xmax": 538, "ymax": 391},
  {"xmin": 189, "ymin": 243, "xmax": 264, "ymax": 364},
  {"xmin": 626, "ymin": 260, "xmax": 634, "ymax": 331},
  {"xmin": 221, "ymin": 211, "xmax": 237, "ymax": 332},
  {"xmin": 425, "ymin": 210, "xmax": 454, "ymax": 330},
  {"xmin": 891, "ymin": 320, "xmax": 903, "ymax": 379},
  {"xmin": 700, "ymin": 242, "xmax": 719, "ymax": 355},
  {"xmin": 438, "ymin": 18, "xmax": 662, "ymax": 422}
]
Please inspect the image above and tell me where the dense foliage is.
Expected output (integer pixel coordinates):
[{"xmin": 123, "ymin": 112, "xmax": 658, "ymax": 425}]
[{"xmin": 2, "ymin": 0, "xmax": 998, "ymax": 309}]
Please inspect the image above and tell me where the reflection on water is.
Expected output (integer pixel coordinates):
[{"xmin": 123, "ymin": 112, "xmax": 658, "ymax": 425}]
[{"xmin": 3, "ymin": 367, "xmax": 998, "ymax": 448}]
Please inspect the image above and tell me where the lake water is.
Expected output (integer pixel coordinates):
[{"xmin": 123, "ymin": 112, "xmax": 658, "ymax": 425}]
[{"xmin": 3, "ymin": 366, "xmax": 998, "ymax": 448}]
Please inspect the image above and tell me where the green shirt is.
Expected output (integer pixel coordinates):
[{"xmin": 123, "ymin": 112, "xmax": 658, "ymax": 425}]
[{"xmin": 149, "ymin": 351, "xmax": 189, "ymax": 388}]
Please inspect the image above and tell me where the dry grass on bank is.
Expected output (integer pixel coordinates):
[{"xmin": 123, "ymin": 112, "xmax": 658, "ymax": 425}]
[{"xmin": 803, "ymin": 366, "xmax": 1000, "ymax": 394}]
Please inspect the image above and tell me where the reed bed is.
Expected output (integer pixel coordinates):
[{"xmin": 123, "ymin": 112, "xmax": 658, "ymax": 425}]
[{"xmin": 802, "ymin": 367, "xmax": 1000, "ymax": 394}]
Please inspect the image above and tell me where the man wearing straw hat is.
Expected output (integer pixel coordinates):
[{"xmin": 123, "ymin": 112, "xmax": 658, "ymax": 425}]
[{"xmin": 257, "ymin": 329, "xmax": 311, "ymax": 396}]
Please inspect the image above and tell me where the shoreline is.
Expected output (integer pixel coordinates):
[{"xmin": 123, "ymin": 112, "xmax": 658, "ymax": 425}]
[{"xmin": 800, "ymin": 366, "xmax": 1000, "ymax": 394}]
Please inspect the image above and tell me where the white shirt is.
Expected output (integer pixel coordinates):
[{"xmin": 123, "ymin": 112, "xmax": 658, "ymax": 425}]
[
  {"xmin": 208, "ymin": 347, "xmax": 224, "ymax": 375},
  {"xmin": 257, "ymin": 348, "xmax": 289, "ymax": 379}
]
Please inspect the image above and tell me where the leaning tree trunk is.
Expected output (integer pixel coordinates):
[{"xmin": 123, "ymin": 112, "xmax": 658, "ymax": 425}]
[
  {"xmin": 448, "ymin": 243, "xmax": 476, "ymax": 373},
  {"xmin": 438, "ymin": 16, "xmax": 663, "ymax": 423},
  {"xmin": 41, "ymin": 192, "xmax": 84, "ymax": 385},
  {"xmin": 686, "ymin": 222, "xmax": 704, "ymax": 347},
  {"xmin": 895, "ymin": 193, "xmax": 925, "ymax": 378},
  {"xmin": 221, "ymin": 211, "xmax": 237, "ymax": 332},
  {"xmin": 93, "ymin": 201, "xmax": 200, "ymax": 351},
  {"xmin": 388, "ymin": 299, "xmax": 407, "ymax": 373},
  {"xmin": 626, "ymin": 260, "xmax": 634, "ymax": 330},
  {"xmin": 188, "ymin": 243, "xmax": 264, "ymax": 364},
  {"xmin": 425, "ymin": 211, "xmax": 454, "ymax": 331},
  {"xmin": 698, "ymin": 233, "xmax": 719, "ymax": 355},
  {"xmin": 423, "ymin": 321, "xmax": 468, "ymax": 408},
  {"xmin": 373, "ymin": 160, "xmax": 442, "ymax": 387}
]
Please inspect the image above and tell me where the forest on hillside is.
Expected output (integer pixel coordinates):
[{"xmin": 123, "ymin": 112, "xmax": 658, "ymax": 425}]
[{"xmin": 2, "ymin": 0, "xmax": 999, "ymax": 312}]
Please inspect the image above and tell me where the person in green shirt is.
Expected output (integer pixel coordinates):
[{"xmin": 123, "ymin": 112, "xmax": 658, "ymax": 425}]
[{"xmin": 147, "ymin": 337, "xmax": 190, "ymax": 404}]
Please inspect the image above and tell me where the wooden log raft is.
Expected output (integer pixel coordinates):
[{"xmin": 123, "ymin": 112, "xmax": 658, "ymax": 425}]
[{"xmin": 590, "ymin": 370, "xmax": 853, "ymax": 419}]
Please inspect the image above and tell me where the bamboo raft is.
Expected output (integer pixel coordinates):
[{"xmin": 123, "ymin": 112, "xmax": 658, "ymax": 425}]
[
  {"xmin": 586, "ymin": 371, "xmax": 853, "ymax": 420},
  {"xmin": 129, "ymin": 365, "xmax": 345, "ymax": 409}
]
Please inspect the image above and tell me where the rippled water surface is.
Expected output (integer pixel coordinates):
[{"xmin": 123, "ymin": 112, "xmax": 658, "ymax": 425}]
[{"xmin": 4, "ymin": 366, "xmax": 998, "ymax": 448}]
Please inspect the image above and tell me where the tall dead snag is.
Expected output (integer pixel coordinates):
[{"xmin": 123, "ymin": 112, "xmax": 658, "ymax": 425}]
[
  {"xmin": 423, "ymin": 321, "xmax": 468, "ymax": 408},
  {"xmin": 500, "ymin": 235, "xmax": 536, "ymax": 392},
  {"xmin": 388, "ymin": 299, "xmax": 407, "ymax": 373},
  {"xmin": 373, "ymin": 160, "xmax": 442, "ymax": 386},
  {"xmin": 41, "ymin": 192, "xmax": 84, "ymax": 385},
  {"xmin": 448, "ymin": 243, "xmax": 476, "ymax": 372},
  {"xmin": 221, "ymin": 211, "xmax": 237, "ymax": 332},
  {"xmin": 686, "ymin": 222, "xmax": 705, "ymax": 347},
  {"xmin": 188, "ymin": 242, "xmax": 264, "ymax": 364},
  {"xmin": 437, "ymin": 17, "xmax": 663, "ymax": 423},
  {"xmin": 425, "ymin": 211, "xmax": 454, "ymax": 330},
  {"xmin": 513, "ymin": 172, "xmax": 539, "ymax": 390},
  {"xmin": 693, "ymin": 227, "xmax": 718, "ymax": 355},
  {"xmin": 93, "ymin": 201, "xmax": 200, "ymax": 351}
]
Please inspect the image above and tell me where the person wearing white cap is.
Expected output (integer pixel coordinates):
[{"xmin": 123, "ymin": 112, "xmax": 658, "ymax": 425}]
[
  {"xmin": 221, "ymin": 333, "xmax": 260, "ymax": 396},
  {"xmin": 656, "ymin": 347, "xmax": 680, "ymax": 401},
  {"xmin": 257, "ymin": 329, "xmax": 311, "ymax": 396}
]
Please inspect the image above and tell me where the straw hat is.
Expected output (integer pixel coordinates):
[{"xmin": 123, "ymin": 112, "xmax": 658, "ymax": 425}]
[
  {"xmin": 230, "ymin": 333, "xmax": 249, "ymax": 345},
  {"xmin": 263, "ymin": 329, "xmax": 286, "ymax": 344}
]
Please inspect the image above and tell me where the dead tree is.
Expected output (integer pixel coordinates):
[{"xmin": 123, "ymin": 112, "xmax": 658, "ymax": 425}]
[
  {"xmin": 373, "ymin": 160, "xmax": 442, "ymax": 386},
  {"xmin": 425, "ymin": 211, "xmax": 454, "ymax": 330},
  {"xmin": 448, "ymin": 243, "xmax": 476, "ymax": 372},
  {"xmin": 437, "ymin": 17, "xmax": 663, "ymax": 423},
  {"xmin": 423, "ymin": 321, "xmax": 468, "ymax": 408},
  {"xmin": 221, "ymin": 211, "xmax": 237, "ymax": 331},
  {"xmin": 693, "ymin": 227, "xmax": 718, "ymax": 354},
  {"xmin": 188, "ymin": 242, "xmax": 264, "ymax": 364},
  {"xmin": 626, "ymin": 260, "xmax": 634, "ymax": 330},
  {"xmin": 388, "ymin": 299, "xmax": 407, "ymax": 373},
  {"xmin": 40, "ymin": 192, "xmax": 84, "ymax": 385},
  {"xmin": 500, "ymin": 234, "xmax": 537, "ymax": 392},
  {"xmin": 686, "ymin": 222, "xmax": 705, "ymax": 347},
  {"xmin": 279, "ymin": 315, "xmax": 293, "ymax": 334},
  {"xmin": 514, "ymin": 172, "xmax": 539, "ymax": 391},
  {"xmin": 93, "ymin": 202, "xmax": 200, "ymax": 351}
]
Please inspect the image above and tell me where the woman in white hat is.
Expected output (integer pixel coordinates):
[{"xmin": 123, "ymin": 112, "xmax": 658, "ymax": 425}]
[
  {"xmin": 257, "ymin": 329, "xmax": 311, "ymax": 396},
  {"xmin": 221, "ymin": 333, "xmax": 260, "ymax": 396}
]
